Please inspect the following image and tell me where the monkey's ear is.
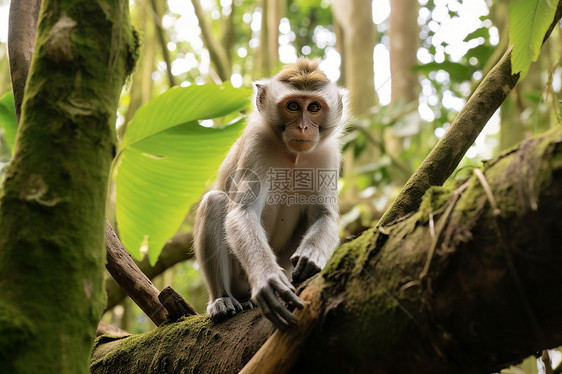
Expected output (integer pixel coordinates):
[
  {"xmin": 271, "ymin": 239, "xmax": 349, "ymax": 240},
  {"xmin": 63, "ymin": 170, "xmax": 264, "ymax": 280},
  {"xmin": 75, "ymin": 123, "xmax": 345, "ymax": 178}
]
[
  {"xmin": 338, "ymin": 87, "xmax": 349, "ymax": 116},
  {"xmin": 254, "ymin": 82, "xmax": 267, "ymax": 112}
]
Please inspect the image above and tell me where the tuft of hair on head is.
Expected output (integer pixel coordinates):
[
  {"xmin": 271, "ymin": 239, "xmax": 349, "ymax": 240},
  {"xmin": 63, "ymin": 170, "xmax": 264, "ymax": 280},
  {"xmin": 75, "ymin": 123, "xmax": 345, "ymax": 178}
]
[{"xmin": 276, "ymin": 57, "xmax": 330, "ymax": 91}]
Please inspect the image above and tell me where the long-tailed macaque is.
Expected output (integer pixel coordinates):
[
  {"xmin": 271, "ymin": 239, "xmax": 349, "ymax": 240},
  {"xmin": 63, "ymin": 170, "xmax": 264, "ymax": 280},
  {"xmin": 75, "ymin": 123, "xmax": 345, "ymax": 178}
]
[{"xmin": 194, "ymin": 58, "xmax": 348, "ymax": 330}]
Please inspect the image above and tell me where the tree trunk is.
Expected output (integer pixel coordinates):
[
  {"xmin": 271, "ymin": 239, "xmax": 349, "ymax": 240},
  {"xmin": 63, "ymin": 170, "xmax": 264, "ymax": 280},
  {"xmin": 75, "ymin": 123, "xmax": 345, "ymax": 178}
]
[
  {"xmin": 332, "ymin": 0, "xmax": 376, "ymax": 115},
  {"xmin": 150, "ymin": 0, "xmax": 175, "ymax": 87},
  {"xmin": 266, "ymin": 0, "xmax": 284, "ymax": 70},
  {"xmin": 255, "ymin": 0, "xmax": 285, "ymax": 78},
  {"xmin": 389, "ymin": 0, "xmax": 418, "ymax": 106},
  {"xmin": 385, "ymin": 0, "xmax": 419, "ymax": 184},
  {"xmin": 332, "ymin": 0, "xmax": 378, "ymax": 207},
  {"xmin": 91, "ymin": 125, "xmax": 562, "ymax": 373},
  {"xmin": 0, "ymin": 0, "xmax": 137, "ymax": 373}
]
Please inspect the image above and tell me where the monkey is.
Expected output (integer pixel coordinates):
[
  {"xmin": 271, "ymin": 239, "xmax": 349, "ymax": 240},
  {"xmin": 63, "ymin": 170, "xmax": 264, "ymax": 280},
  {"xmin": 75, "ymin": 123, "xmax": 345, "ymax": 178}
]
[{"xmin": 194, "ymin": 58, "xmax": 348, "ymax": 331}]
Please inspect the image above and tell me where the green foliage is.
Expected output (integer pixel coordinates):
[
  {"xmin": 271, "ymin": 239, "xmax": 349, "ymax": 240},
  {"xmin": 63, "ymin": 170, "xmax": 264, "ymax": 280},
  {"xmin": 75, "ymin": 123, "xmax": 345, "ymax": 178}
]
[
  {"xmin": 414, "ymin": 3, "xmax": 497, "ymax": 160},
  {"xmin": 115, "ymin": 84, "xmax": 250, "ymax": 264},
  {"xmin": 508, "ymin": 0, "xmax": 558, "ymax": 77},
  {"xmin": 0, "ymin": 92, "xmax": 17, "ymax": 154},
  {"xmin": 288, "ymin": 0, "xmax": 334, "ymax": 58},
  {"xmin": 292, "ymin": 0, "xmax": 323, "ymax": 13},
  {"xmin": 411, "ymin": 61, "xmax": 477, "ymax": 82}
]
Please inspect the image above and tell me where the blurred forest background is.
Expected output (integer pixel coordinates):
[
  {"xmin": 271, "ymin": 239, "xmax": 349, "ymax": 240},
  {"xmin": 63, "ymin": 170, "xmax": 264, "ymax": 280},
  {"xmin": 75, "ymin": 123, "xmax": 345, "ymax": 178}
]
[{"xmin": 0, "ymin": 0, "xmax": 561, "ymax": 370}]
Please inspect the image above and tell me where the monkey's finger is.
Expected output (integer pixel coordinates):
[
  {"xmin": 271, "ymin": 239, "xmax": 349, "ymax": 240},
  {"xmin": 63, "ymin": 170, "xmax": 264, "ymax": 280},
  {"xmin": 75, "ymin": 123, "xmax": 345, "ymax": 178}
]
[
  {"xmin": 300, "ymin": 261, "xmax": 321, "ymax": 281},
  {"xmin": 291, "ymin": 255, "xmax": 300, "ymax": 267},
  {"xmin": 280, "ymin": 275, "xmax": 297, "ymax": 293},
  {"xmin": 292, "ymin": 256, "xmax": 309, "ymax": 283},
  {"xmin": 293, "ymin": 257, "xmax": 308, "ymax": 280},
  {"xmin": 272, "ymin": 277, "xmax": 304, "ymax": 310},
  {"xmin": 263, "ymin": 288, "xmax": 298, "ymax": 328},
  {"xmin": 230, "ymin": 298, "xmax": 243, "ymax": 312},
  {"xmin": 256, "ymin": 292, "xmax": 290, "ymax": 331}
]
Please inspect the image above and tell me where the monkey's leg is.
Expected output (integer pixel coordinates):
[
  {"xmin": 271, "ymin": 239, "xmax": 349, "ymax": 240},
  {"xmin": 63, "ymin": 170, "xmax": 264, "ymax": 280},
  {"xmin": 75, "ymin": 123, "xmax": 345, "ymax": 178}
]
[
  {"xmin": 194, "ymin": 191, "xmax": 249, "ymax": 320},
  {"xmin": 229, "ymin": 255, "xmax": 254, "ymax": 311}
]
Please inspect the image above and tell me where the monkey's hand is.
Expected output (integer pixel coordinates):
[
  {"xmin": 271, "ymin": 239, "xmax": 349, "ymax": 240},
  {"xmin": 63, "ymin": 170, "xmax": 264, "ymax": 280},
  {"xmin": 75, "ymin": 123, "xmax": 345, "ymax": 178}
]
[
  {"xmin": 252, "ymin": 271, "xmax": 304, "ymax": 331},
  {"xmin": 291, "ymin": 250, "xmax": 327, "ymax": 284}
]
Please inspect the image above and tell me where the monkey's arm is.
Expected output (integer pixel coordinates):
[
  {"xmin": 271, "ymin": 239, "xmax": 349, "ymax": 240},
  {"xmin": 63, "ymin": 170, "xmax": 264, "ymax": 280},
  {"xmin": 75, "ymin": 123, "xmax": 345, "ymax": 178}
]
[
  {"xmin": 225, "ymin": 200, "xmax": 304, "ymax": 331},
  {"xmin": 291, "ymin": 204, "xmax": 339, "ymax": 283}
]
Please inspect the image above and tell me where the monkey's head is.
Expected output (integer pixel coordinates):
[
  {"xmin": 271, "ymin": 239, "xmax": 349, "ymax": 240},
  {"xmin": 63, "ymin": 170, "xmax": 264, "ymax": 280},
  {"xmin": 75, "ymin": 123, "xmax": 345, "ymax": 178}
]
[{"xmin": 254, "ymin": 58, "xmax": 348, "ymax": 154}]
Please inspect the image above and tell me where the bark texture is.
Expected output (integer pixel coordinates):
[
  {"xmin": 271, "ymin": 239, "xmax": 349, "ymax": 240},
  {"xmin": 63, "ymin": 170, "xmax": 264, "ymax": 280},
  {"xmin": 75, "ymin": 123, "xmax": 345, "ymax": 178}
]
[
  {"xmin": 91, "ymin": 126, "xmax": 562, "ymax": 373},
  {"xmin": 0, "ymin": 0, "xmax": 137, "ymax": 372}
]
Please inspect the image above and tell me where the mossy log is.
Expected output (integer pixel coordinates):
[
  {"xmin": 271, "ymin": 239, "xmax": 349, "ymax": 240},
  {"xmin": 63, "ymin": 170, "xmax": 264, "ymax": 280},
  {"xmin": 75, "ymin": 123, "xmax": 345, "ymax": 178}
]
[{"xmin": 91, "ymin": 126, "xmax": 562, "ymax": 373}]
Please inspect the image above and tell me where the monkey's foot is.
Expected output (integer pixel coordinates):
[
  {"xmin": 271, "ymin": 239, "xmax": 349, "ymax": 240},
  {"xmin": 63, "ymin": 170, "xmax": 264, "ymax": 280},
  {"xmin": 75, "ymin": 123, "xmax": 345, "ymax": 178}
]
[
  {"xmin": 240, "ymin": 300, "xmax": 255, "ymax": 310},
  {"xmin": 208, "ymin": 297, "xmax": 243, "ymax": 321}
]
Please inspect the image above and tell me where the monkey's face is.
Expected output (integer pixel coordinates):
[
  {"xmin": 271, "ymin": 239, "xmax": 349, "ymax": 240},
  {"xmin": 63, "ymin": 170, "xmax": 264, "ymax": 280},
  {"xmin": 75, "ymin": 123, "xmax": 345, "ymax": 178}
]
[{"xmin": 277, "ymin": 95, "xmax": 328, "ymax": 153}]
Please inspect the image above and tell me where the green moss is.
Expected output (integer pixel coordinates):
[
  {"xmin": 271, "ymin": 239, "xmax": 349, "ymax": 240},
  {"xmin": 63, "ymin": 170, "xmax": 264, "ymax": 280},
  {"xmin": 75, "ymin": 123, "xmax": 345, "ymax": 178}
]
[
  {"xmin": 417, "ymin": 185, "xmax": 454, "ymax": 224},
  {"xmin": 323, "ymin": 229, "xmax": 374, "ymax": 276}
]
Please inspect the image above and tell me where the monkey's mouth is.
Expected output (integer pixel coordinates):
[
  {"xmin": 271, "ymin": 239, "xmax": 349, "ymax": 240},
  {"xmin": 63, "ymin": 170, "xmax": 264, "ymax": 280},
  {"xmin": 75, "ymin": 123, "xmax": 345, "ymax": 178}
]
[{"xmin": 288, "ymin": 138, "xmax": 315, "ymax": 152}]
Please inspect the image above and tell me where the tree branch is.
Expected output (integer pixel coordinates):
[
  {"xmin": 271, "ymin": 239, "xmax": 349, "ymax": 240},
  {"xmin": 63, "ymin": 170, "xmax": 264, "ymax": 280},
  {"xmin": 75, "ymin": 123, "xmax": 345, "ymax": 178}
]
[
  {"xmin": 190, "ymin": 0, "xmax": 231, "ymax": 81},
  {"xmin": 7, "ymin": 0, "xmax": 42, "ymax": 123},
  {"xmin": 239, "ymin": 286, "xmax": 322, "ymax": 374},
  {"xmin": 105, "ymin": 219, "xmax": 168, "ymax": 326},
  {"xmin": 378, "ymin": 1, "xmax": 562, "ymax": 227},
  {"xmin": 149, "ymin": 0, "xmax": 175, "ymax": 87},
  {"xmin": 91, "ymin": 126, "xmax": 562, "ymax": 373},
  {"xmin": 104, "ymin": 232, "xmax": 192, "ymax": 311}
]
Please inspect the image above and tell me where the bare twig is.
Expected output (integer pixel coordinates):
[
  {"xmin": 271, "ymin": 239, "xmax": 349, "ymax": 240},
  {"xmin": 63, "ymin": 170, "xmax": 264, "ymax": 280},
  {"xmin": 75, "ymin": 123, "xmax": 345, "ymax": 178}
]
[
  {"xmin": 190, "ymin": 0, "xmax": 231, "ymax": 81},
  {"xmin": 149, "ymin": 0, "xmax": 175, "ymax": 87}
]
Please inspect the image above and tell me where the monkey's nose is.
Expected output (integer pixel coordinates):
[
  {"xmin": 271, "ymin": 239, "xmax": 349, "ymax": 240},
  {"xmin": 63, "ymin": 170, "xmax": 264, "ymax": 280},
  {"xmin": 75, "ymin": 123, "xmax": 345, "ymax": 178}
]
[{"xmin": 298, "ymin": 124, "xmax": 308, "ymax": 131}]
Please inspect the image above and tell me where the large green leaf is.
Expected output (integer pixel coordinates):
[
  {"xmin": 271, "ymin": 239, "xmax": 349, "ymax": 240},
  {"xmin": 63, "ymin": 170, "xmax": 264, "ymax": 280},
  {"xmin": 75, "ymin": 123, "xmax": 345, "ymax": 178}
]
[
  {"xmin": 116, "ymin": 84, "xmax": 250, "ymax": 264},
  {"xmin": 0, "ymin": 92, "xmax": 17, "ymax": 154},
  {"xmin": 509, "ymin": 0, "xmax": 557, "ymax": 77}
]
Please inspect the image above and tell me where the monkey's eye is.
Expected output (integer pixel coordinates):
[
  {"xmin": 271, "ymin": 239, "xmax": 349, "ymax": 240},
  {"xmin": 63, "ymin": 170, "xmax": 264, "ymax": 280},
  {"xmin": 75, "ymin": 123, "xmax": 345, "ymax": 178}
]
[
  {"xmin": 308, "ymin": 102, "xmax": 322, "ymax": 112},
  {"xmin": 286, "ymin": 101, "xmax": 300, "ymax": 111}
]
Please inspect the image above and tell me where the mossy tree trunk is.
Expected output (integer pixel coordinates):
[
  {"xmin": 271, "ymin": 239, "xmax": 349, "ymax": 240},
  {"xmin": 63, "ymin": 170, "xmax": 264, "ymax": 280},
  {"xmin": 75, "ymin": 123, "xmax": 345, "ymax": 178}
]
[
  {"xmin": 91, "ymin": 126, "xmax": 562, "ymax": 373},
  {"xmin": 0, "ymin": 0, "xmax": 137, "ymax": 373}
]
